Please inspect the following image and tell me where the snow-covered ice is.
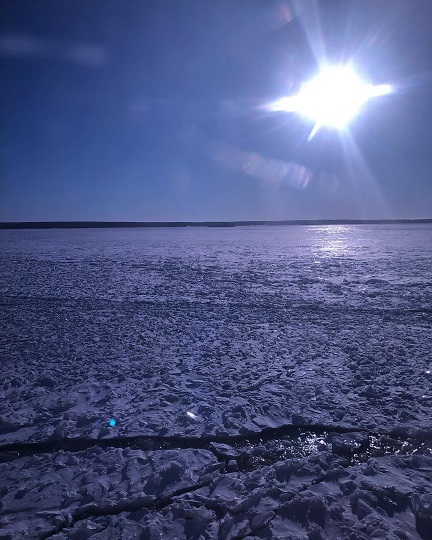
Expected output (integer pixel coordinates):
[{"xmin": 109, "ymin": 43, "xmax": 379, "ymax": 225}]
[{"xmin": 0, "ymin": 224, "xmax": 431, "ymax": 538}]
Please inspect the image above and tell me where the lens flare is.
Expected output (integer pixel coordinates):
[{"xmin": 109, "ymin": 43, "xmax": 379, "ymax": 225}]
[{"xmin": 209, "ymin": 141, "xmax": 312, "ymax": 189}]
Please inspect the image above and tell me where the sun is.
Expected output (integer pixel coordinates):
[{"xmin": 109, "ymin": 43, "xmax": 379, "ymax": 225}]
[
  {"xmin": 297, "ymin": 66, "xmax": 372, "ymax": 128},
  {"xmin": 268, "ymin": 65, "xmax": 392, "ymax": 134}
]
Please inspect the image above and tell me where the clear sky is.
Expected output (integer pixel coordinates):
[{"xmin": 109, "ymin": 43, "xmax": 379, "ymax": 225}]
[{"xmin": 1, "ymin": 0, "xmax": 431, "ymax": 222}]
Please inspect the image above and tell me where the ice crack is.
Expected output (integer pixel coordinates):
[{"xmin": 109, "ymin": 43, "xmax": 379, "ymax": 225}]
[
  {"xmin": 1, "ymin": 424, "xmax": 431, "ymax": 465},
  {"xmin": 40, "ymin": 477, "xmax": 214, "ymax": 539}
]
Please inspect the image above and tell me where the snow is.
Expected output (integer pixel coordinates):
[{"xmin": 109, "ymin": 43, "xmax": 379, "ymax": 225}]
[{"xmin": 0, "ymin": 223, "xmax": 431, "ymax": 539}]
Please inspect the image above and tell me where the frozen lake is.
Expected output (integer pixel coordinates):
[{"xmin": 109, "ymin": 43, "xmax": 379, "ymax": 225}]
[
  {"xmin": 1, "ymin": 224, "xmax": 432, "ymax": 538},
  {"xmin": 1, "ymin": 223, "xmax": 431, "ymax": 439}
]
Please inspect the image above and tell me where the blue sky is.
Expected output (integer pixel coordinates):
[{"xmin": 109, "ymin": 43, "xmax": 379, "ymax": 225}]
[{"xmin": 1, "ymin": 0, "xmax": 431, "ymax": 221}]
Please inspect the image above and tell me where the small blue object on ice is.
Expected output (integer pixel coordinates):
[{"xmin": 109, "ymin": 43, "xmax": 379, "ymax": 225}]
[{"xmin": 109, "ymin": 419, "xmax": 116, "ymax": 427}]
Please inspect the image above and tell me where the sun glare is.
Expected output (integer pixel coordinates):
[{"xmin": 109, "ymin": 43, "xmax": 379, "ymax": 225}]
[{"xmin": 268, "ymin": 65, "xmax": 392, "ymax": 134}]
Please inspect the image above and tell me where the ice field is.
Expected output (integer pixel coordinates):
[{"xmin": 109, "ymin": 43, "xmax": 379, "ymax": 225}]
[{"xmin": 0, "ymin": 224, "xmax": 431, "ymax": 539}]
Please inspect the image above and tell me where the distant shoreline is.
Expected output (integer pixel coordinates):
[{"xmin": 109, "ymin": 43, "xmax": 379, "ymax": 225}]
[{"xmin": 1, "ymin": 219, "xmax": 432, "ymax": 229}]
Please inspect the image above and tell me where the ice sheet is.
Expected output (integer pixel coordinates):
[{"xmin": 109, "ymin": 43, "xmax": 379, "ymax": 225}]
[{"xmin": 0, "ymin": 224, "xmax": 431, "ymax": 538}]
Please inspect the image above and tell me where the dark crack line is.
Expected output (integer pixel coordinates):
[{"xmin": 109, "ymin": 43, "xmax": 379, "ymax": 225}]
[
  {"xmin": 40, "ymin": 477, "xmax": 214, "ymax": 540},
  {"xmin": 0, "ymin": 424, "xmax": 367, "ymax": 458},
  {"xmin": 1, "ymin": 423, "xmax": 430, "ymax": 460},
  {"xmin": 0, "ymin": 424, "xmax": 351, "ymax": 454},
  {"xmin": 39, "ymin": 460, "xmax": 329, "ymax": 540}
]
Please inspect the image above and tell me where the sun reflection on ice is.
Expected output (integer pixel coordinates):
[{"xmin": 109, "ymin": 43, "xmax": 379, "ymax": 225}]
[{"xmin": 318, "ymin": 226, "xmax": 349, "ymax": 256}]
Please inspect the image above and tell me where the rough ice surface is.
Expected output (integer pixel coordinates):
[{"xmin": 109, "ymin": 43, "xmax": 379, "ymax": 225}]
[{"xmin": 0, "ymin": 224, "xmax": 431, "ymax": 539}]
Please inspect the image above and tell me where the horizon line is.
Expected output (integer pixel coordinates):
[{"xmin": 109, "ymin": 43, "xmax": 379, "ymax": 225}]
[{"xmin": 1, "ymin": 218, "xmax": 432, "ymax": 230}]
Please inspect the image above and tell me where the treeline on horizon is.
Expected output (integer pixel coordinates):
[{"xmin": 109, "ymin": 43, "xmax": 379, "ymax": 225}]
[{"xmin": 1, "ymin": 219, "xmax": 431, "ymax": 229}]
